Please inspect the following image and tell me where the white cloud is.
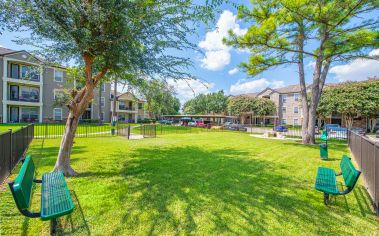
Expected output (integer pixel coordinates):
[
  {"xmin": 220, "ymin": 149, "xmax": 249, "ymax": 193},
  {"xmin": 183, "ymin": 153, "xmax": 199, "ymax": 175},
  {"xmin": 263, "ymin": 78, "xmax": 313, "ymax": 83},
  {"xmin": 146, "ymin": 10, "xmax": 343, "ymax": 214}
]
[
  {"xmin": 229, "ymin": 78, "xmax": 285, "ymax": 95},
  {"xmin": 167, "ymin": 79, "xmax": 214, "ymax": 104},
  {"xmin": 0, "ymin": 45, "xmax": 3, "ymax": 48},
  {"xmin": 330, "ymin": 49, "xmax": 379, "ymax": 82},
  {"xmin": 198, "ymin": 10, "xmax": 247, "ymax": 71},
  {"xmin": 228, "ymin": 67, "xmax": 239, "ymax": 75},
  {"xmin": 306, "ymin": 61, "xmax": 316, "ymax": 69}
]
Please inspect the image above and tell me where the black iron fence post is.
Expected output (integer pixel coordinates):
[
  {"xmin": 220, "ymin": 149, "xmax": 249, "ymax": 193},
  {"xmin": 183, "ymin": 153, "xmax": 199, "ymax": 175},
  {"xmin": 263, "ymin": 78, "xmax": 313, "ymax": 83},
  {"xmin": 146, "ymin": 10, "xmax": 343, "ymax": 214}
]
[{"xmin": 8, "ymin": 129, "xmax": 12, "ymax": 175}]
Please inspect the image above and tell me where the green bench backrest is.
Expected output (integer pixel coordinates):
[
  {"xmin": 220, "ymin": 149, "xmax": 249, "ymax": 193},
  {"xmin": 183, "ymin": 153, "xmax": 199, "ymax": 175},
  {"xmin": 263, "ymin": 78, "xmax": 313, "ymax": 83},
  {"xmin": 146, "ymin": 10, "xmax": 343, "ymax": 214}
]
[
  {"xmin": 10, "ymin": 155, "xmax": 35, "ymax": 210},
  {"xmin": 340, "ymin": 155, "xmax": 360, "ymax": 189}
]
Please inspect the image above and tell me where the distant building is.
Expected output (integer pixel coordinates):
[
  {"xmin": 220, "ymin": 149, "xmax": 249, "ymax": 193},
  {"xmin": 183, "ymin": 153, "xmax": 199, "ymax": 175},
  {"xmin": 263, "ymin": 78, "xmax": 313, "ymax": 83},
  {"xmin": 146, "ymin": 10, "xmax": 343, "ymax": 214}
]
[
  {"xmin": 237, "ymin": 85, "xmax": 303, "ymax": 126},
  {"xmin": 237, "ymin": 81, "xmax": 378, "ymax": 129},
  {"xmin": 110, "ymin": 91, "xmax": 149, "ymax": 123},
  {"xmin": 0, "ymin": 46, "xmax": 111, "ymax": 123}
]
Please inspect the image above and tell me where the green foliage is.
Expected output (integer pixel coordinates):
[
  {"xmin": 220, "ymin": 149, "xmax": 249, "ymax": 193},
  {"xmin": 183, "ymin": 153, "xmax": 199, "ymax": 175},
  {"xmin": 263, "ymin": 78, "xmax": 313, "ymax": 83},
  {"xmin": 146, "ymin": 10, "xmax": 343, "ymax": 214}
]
[
  {"xmin": 318, "ymin": 79, "xmax": 379, "ymax": 125},
  {"xmin": 138, "ymin": 80, "xmax": 180, "ymax": 118},
  {"xmin": 228, "ymin": 96, "xmax": 276, "ymax": 116},
  {"xmin": 226, "ymin": 0, "xmax": 379, "ymax": 76},
  {"xmin": 53, "ymin": 90, "xmax": 71, "ymax": 107},
  {"xmin": 183, "ymin": 91, "xmax": 228, "ymax": 114},
  {"xmin": 5, "ymin": 0, "xmax": 224, "ymax": 81}
]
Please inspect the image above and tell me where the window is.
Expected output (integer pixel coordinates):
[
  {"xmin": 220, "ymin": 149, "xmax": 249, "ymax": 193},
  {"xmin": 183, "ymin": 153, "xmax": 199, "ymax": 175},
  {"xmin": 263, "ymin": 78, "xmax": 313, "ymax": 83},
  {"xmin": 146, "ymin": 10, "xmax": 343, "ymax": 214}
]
[
  {"xmin": 282, "ymin": 107, "xmax": 286, "ymax": 114},
  {"xmin": 282, "ymin": 94, "xmax": 287, "ymax": 103},
  {"xmin": 294, "ymin": 93, "xmax": 300, "ymax": 102},
  {"xmin": 53, "ymin": 108, "xmax": 63, "ymax": 121},
  {"xmin": 20, "ymin": 107, "xmax": 39, "ymax": 122},
  {"xmin": 138, "ymin": 103, "xmax": 143, "ymax": 109},
  {"xmin": 54, "ymin": 70, "xmax": 64, "ymax": 82},
  {"xmin": 21, "ymin": 65, "xmax": 40, "ymax": 81},
  {"xmin": 101, "ymin": 97, "xmax": 105, "ymax": 107},
  {"xmin": 282, "ymin": 119, "xmax": 287, "ymax": 125},
  {"xmin": 19, "ymin": 86, "xmax": 40, "ymax": 102},
  {"xmin": 54, "ymin": 90, "xmax": 65, "ymax": 100},
  {"xmin": 294, "ymin": 107, "xmax": 299, "ymax": 114},
  {"xmin": 10, "ymin": 63, "xmax": 20, "ymax": 79},
  {"xmin": 293, "ymin": 119, "xmax": 299, "ymax": 126},
  {"xmin": 101, "ymin": 84, "xmax": 106, "ymax": 92},
  {"xmin": 119, "ymin": 101, "xmax": 126, "ymax": 110},
  {"xmin": 9, "ymin": 85, "xmax": 19, "ymax": 101}
]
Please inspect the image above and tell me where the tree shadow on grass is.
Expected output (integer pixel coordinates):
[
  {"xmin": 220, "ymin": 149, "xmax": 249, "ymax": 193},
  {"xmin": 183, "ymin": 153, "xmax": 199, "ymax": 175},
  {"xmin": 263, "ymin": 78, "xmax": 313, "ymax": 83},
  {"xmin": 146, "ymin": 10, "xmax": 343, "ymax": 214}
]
[
  {"xmin": 54, "ymin": 190, "xmax": 91, "ymax": 235},
  {"xmin": 107, "ymin": 145, "xmax": 373, "ymax": 235}
]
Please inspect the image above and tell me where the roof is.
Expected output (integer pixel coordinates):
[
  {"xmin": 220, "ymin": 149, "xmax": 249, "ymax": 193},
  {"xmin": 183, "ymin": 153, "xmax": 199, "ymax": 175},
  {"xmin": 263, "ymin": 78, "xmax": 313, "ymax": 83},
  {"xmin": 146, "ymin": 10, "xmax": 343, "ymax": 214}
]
[
  {"xmin": 0, "ymin": 46, "xmax": 66, "ymax": 69},
  {"xmin": 0, "ymin": 47, "xmax": 18, "ymax": 55},
  {"xmin": 275, "ymin": 85, "xmax": 303, "ymax": 94}
]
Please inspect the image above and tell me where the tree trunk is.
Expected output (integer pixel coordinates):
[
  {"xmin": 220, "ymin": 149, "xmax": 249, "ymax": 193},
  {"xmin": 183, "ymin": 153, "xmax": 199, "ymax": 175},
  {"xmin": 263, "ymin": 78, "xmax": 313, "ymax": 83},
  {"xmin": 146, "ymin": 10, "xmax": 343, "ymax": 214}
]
[
  {"xmin": 53, "ymin": 53, "xmax": 108, "ymax": 176},
  {"xmin": 53, "ymin": 112, "xmax": 80, "ymax": 176},
  {"xmin": 112, "ymin": 78, "xmax": 118, "ymax": 123},
  {"xmin": 98, "ymin": 83, "xmax": 102, "ymax": 125}
]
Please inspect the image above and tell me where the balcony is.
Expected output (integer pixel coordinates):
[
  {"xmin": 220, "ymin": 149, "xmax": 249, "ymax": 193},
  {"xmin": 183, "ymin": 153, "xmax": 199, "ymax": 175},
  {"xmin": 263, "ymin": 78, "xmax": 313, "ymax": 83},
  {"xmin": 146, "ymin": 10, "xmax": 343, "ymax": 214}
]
[
  {"xmin": 7, "ymin": 63, "xmax": 41, "ymax": 83},
  {"xmin": 119, "ymin": 105, "xmax": 134, "ymax": 111}
]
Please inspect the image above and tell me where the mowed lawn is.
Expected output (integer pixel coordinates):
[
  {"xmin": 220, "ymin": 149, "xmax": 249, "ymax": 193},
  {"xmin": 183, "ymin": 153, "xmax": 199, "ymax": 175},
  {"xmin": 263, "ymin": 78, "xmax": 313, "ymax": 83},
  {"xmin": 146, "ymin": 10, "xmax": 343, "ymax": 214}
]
[{"xmin": 0, "ymin": 133, "xmax": 377, "ymax": 235}]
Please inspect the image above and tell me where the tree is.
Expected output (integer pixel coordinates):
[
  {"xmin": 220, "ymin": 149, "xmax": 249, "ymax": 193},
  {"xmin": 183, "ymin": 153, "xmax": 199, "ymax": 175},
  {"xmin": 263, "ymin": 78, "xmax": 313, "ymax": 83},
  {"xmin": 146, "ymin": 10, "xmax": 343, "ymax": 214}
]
[
  {"xmin": 318, "ymin": 79, "xmax": 379, "ymax": 129},
  {"xmin": 228, "ymin": 96, "xmax": 276, "ymax": 123},
  {"xmin": 183, "ymin": 91, "xmax": 228, "ymax": 114},
  {"xmin": 226, "ymin": 0, "xmax": 379, "ymax": 144},
  {"xmin": 139, "ymin": 80, "xmax": 180, "ymax": 119},
  {"xmin": 6, "ymin": 0, "xmax": 221, "ymax": 176}
]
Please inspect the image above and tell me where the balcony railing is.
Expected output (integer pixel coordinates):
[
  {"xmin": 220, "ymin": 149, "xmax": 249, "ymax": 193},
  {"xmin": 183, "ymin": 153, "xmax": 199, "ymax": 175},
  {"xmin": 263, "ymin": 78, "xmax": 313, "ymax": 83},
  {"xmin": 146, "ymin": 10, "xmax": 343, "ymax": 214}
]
[
  {"xmin": 9, "ymin": 97, "xmax": 40, "ymax": 103},
  {"xmin": 119, "ymin": 105, "xmax": 134, "ymax": 111}
]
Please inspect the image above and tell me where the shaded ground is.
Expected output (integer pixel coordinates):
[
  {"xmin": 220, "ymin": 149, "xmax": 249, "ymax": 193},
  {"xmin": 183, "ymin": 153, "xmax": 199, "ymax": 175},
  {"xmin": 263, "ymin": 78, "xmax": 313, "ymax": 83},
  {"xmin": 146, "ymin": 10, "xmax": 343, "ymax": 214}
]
[{"xmin": 0, "ymin": 133, "xmax": 377, "ymax": 235}]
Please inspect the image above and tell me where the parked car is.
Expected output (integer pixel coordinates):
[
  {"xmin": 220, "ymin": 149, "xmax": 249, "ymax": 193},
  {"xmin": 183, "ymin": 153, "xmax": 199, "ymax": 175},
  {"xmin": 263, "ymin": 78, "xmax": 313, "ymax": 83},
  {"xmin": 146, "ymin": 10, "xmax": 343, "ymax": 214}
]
[
  {"xmin": 159, "ymin": 119, "xmax": 169, "ymax": 124},
  {"xmin": 188, "ymin": 121, "xmax": 197, "ymax": 127},
  {"xmin": 351, "ymin": 127, "xmax": 366, "ymax": 136},
  {"xmin": 328, "ymin": 127, "xmax": 347, "ymax": 139},
  {"xmin": 376, "ymin": 129, "xmax": 379, "ymax": 138},
  {"xmin": 324, "ymin": 124, "xmax": 340, "ymax": 131},
  {"xmin": 274, "ymin": 125, "xmax": 288, "ymax": 132},
  {"xmin": 196, "ymin": 121, "xmax": 205, "ymax": 128}
]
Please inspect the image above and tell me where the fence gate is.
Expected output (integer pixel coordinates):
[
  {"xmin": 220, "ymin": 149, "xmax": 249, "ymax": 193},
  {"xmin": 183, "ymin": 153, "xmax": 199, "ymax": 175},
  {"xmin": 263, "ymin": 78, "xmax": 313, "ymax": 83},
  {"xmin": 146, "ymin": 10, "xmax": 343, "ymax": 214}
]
[
  {"xmin": 117, "ymin": 124, "xmax": 131, "ymax": 139},
  {"xmin": 141, "ymin": 125, "xmax": 156, "ymax": 138}
]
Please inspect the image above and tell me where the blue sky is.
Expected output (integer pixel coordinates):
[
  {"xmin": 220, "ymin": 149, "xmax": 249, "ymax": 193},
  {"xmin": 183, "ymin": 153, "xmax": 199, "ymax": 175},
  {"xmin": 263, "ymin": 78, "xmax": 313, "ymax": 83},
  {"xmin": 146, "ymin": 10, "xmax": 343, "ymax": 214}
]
[{"xmin": 1, "ymin": 2, "xmax": 378, "ymax": 104}]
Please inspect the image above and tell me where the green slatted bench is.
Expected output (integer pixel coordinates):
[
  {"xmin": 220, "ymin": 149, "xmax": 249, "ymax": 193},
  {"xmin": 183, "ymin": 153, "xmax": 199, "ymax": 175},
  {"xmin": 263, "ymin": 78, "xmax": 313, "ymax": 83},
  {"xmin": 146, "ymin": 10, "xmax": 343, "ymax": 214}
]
[
  {"xmin": 315, "ymin": 155, "xmax": 361, "ymax": 204},
  {"xmin": 8, "ymin": 155, "xmax": 74, "ymax": 234}
]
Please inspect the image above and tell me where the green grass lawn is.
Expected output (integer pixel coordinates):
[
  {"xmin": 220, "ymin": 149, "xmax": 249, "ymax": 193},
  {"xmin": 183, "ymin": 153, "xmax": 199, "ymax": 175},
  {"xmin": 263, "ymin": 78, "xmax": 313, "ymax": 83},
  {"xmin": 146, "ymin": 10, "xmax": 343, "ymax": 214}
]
[{"xmin": 0, "ymin": 133, "xmax": 377, "ymax": 235}]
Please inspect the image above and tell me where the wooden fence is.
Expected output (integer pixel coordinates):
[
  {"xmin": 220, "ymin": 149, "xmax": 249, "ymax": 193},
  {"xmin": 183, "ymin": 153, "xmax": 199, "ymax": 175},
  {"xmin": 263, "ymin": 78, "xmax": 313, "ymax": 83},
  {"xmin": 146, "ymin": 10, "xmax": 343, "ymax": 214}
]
[{"xmin": 348, "ymin": 130, "xmax": 379, "ymax": 211}]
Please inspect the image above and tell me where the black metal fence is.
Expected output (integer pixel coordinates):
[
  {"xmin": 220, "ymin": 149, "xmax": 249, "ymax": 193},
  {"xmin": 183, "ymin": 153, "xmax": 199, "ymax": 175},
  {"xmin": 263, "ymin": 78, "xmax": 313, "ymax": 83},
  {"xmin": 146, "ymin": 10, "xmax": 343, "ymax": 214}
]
[
  {"xmin": 140, "ymin": 125, "xmax": 157, "ymax": 138},
  {"xmin": 0, "ymin": 124, "xmax": 34, "ymax": 184},
  {"xmin": 33, "ymin": 123, "xmax": 115, "ymax": 139},
  {"xmin": 152, "ymin": 124, "xmax": 348, "ymax": 140},
  {"xmin": 117, "ymin": 123, "xmax": 131, "ymax": 139},
  {"xmin": 348, "ymin": 130, "xmax": 379, "ymax": 211}
]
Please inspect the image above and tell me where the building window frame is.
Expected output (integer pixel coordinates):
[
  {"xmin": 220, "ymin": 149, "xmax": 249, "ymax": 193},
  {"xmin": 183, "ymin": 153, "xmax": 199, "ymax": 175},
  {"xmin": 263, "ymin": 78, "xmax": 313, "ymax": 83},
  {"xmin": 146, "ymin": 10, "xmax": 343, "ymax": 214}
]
[
  {"xmin": 282, "ymin": 119, "xmax": 287, "ymax": 125},
  {"xmin": 53, "ymin": 108, "xmax": 63, "ymax": 121},
  {"xmin": 101, "ymin": 83, "xmax": 106, "ymax": 92},
  {"xmin": 282, "ymin": 94, "xmax": 288, "ymax": 103},
  {"xmin": 101, "ymin": 97, "xmax": 105, "ymax": 107},
  {"xmin": 294, "ymin": 93, "xmax": 300, "ymax": 102},
  {"xmin": 293, "ymin": 118, "xmax": 299, "ymax": 126},
  {"xmin": 294, "ymin": 106, "xmax": 299, "ymax": 114},
  {"xmin": 54, "ymin": 69, "xmax": 64, "ymax": 82},
  {"xmin": 282, "ymin": 107, "xmax": 287, "ymax": 114}
]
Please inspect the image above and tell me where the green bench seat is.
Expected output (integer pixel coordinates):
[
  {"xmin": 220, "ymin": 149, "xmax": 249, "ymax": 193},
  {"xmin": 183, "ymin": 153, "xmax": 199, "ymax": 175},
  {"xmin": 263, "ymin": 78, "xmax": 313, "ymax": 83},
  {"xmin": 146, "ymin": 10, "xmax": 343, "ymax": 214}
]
[
  {"xmin": 8, "ymin": 155, "xmax": 74, "ymax": 228},
  {"xmin": 315, "ymin": 155, "xmax": 361, "ymax": 204}
]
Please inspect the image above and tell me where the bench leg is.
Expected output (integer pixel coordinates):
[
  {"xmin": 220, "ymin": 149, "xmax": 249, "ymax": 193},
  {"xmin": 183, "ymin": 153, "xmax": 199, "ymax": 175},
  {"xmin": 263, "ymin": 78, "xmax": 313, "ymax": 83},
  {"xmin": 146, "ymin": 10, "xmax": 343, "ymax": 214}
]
[
  {"xmin": 50, "ymin": 218, "xmax": 57, "ymax": 235},
  {"xmin": 323, "ymin": 193, "xmax": 330, "ymax": 205}
]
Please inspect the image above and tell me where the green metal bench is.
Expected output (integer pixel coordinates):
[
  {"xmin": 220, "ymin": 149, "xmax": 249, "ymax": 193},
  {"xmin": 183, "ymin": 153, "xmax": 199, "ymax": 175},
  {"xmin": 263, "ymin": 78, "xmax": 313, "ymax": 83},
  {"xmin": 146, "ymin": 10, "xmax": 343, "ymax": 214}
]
[
  {"xmin": 8, "ymin": 155, "xmax": 74, "ymax": 233},
  {"xmin": 315, "ymin": 155, "xmax": 361, "ymax": 204}
]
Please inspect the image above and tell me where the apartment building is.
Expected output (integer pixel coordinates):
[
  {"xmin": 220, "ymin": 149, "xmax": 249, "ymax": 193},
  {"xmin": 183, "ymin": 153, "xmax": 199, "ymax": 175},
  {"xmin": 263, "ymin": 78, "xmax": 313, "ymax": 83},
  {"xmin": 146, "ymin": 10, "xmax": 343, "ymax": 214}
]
[
  {"xmin": 239, "ymin": 85, "xmax": 303, "ymax": 126},
  {"xmin": 0, "ymin": 46, "xmax": 111, "ymax": 123},
  {"xmin": 110, "ymin": 91, "xmax": 148, "ymax": 123}
]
